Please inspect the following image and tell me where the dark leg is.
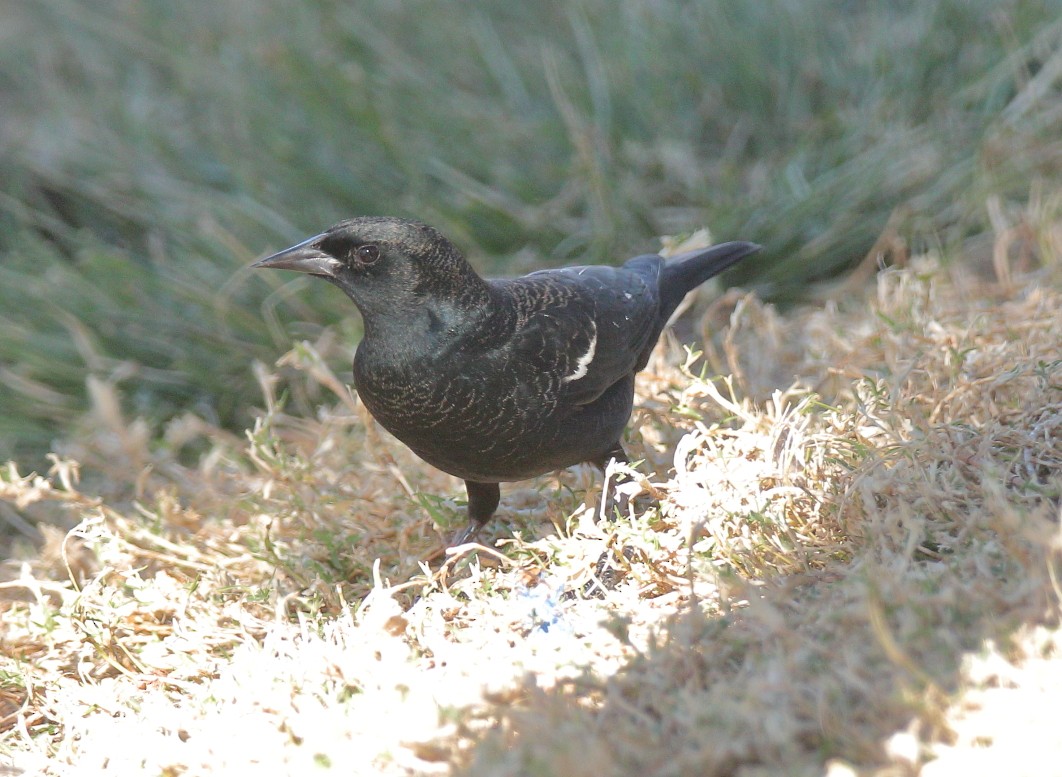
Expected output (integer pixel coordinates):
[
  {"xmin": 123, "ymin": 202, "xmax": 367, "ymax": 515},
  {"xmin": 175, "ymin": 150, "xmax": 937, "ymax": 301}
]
[
  {"xmin": 590, "ymin": 441, "xmax": 632, "ymax": 522},
  {"xmin": 452, "ymin": 480, "xmax": 501, "ymax": 545},
  {"xmin": 590, "ymin": 441, "xmax": 629, "ymax": 471},
  {"xmin": 583, "ymin": 441, "xmax": 636, "ymax": 597}
]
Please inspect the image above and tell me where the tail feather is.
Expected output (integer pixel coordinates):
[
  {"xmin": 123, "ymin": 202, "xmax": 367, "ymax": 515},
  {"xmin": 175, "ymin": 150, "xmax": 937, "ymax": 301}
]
[
  {"xmin": 659, "ymin": 241, "xmax": 761, "ymax": 319},
  {"xmin": 629, "ymin": 240, "xmax": 760, "ymax": 371}
]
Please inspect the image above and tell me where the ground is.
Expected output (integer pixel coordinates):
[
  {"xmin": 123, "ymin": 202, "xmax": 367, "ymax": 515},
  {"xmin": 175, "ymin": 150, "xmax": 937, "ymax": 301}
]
[{"xmin": 1, "ymin": 225, "xmax": 1061, "ymax": 775}]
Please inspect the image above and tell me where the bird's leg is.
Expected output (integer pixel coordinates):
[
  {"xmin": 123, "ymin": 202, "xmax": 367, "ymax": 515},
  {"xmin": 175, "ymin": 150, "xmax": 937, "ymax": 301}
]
[
  {"xmin": 452, "ymin": 480, "xmax": 501, "ymax": 545},
  {"xmin": 591, "ymin": 442, "xmax": 632, "ymax": 522},
  {"xmin": 580, "ymin": 442, "xmax": 639, "ymax": 596}
]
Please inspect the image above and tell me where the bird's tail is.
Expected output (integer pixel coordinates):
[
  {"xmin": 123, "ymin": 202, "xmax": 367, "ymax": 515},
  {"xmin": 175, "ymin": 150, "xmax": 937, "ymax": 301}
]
[{"xmin": 659, "ymin": 241, "xmax": 761, "ymax": 319}]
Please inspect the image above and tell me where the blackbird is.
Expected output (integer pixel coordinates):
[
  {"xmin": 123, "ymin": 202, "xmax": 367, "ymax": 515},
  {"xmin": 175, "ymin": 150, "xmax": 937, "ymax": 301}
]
[{"xmin": 253, "ymin": 217, "xmax": 759, "ymax": 543}]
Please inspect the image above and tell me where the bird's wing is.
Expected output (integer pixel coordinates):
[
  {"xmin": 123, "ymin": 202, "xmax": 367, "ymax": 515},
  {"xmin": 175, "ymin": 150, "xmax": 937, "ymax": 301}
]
[{"xmin": 500, "ymin": 258, "xmax": 664, "ymax": 406}]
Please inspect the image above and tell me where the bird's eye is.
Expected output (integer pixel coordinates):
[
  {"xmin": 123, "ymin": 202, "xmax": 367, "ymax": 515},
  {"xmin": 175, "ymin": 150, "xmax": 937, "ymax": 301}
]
[{"xmin": 355, "ymin": 244, "xmax": 380, "ymax": 265}]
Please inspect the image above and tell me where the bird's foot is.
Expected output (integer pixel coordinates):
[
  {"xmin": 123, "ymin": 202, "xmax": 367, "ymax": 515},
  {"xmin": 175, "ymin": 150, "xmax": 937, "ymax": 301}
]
[
  {"xmin": 449, "ymin": 520, "xmax": 485, "ymax": 547},
  {"xmin": 560, "ymin": 544, "xmax": 636, "ymax": 600}
]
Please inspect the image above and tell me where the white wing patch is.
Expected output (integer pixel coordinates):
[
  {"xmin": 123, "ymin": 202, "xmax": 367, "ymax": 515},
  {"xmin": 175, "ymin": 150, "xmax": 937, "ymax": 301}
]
[{"xmin": 562, "ymin": 321, "xmax": 597, "ymax": 384}]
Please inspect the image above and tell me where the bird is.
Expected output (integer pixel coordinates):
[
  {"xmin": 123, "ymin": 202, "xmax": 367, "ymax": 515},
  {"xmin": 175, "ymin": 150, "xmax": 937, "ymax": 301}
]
[{"xmin": 253, "ymin": 217, "xmax": 759, "ymax": 544}]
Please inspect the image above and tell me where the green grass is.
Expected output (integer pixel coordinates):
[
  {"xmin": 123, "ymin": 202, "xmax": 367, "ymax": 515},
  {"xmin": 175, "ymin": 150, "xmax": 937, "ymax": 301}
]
[{"xmin": 0, "ymin": 0, "xmax": 1060, "ymax": 462}]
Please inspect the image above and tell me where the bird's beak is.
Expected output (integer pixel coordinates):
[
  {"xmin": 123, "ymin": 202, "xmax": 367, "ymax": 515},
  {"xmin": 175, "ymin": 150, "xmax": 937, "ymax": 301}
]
[{"xmin": 252, "ymin": 233, "xmax": 341, "ymax": 277}]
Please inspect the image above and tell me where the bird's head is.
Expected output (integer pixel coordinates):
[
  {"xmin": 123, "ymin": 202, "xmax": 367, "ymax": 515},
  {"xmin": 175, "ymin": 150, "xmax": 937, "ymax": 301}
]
[{"xmin": 252, "ymin": 216, "xmax": 487, "ymax": 318}]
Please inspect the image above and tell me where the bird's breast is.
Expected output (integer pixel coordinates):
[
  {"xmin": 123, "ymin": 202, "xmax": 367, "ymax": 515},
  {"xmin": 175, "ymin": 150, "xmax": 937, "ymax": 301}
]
[{"xmin": 352, "ymin": 344, "xmax": 571, "ymax": 480}]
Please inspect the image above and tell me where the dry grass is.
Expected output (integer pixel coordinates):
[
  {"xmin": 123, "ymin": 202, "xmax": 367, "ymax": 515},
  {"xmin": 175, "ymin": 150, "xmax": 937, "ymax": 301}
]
[{"xmin": 1, "ymin": 214, "xmax": 1061, "ymax": 775}]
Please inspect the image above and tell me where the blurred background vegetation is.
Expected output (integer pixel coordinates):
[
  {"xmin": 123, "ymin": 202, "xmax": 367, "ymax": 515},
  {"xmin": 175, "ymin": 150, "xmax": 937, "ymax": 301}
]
[{"xmin": 0, "ymin": 0, "xmax": 1060, "ymax": 465}]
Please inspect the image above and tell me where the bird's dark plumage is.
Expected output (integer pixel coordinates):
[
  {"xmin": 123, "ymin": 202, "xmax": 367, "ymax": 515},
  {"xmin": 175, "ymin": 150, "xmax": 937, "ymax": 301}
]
[{"xmin": 253, "ymin": 217, "xmax": 760, "ymax": 542}]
